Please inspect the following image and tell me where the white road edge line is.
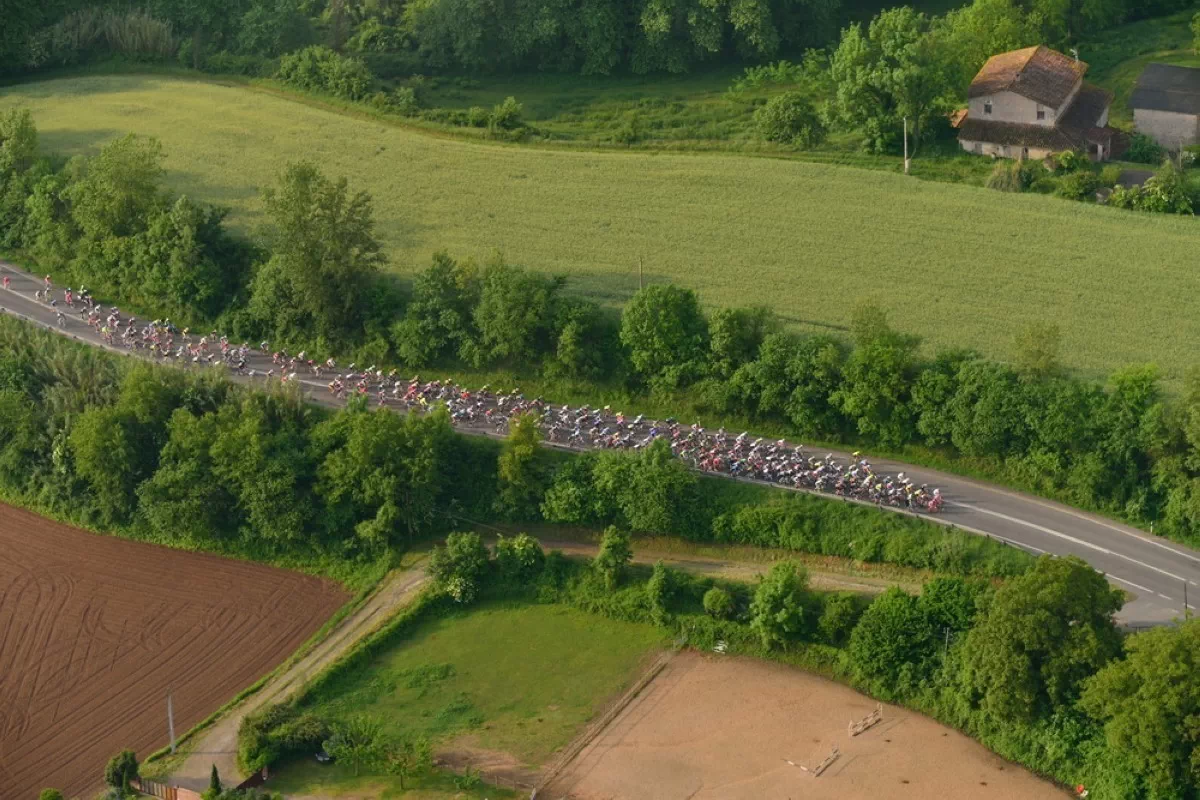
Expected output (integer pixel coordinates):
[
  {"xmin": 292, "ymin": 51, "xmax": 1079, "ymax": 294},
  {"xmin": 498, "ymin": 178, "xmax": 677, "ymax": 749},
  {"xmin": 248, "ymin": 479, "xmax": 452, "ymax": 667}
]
[{"xmin": 949, "ymin": 500, "xmax": 1198, "ymax": 587}]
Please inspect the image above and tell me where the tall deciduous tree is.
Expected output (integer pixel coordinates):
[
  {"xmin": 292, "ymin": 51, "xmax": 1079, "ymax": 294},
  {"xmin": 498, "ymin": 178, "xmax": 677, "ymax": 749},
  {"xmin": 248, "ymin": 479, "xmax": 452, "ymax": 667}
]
[
  {"xmin": 620, "ymin": 283, "xmax": 709, "ymax": 387},
  {"xmin": 962, "ymin": 555, "xmax": 1123, "ymax": 721},
  {"xmin": 251, "ymin": 161, "xmax": 384, "ymax": 344},
  {"xmin": 830, "ymin": 7, "xmax": 953, "ymax": 153},
  {"xmin": 750, "ymin": 560, "xmax": 809, "ymax": 649}
]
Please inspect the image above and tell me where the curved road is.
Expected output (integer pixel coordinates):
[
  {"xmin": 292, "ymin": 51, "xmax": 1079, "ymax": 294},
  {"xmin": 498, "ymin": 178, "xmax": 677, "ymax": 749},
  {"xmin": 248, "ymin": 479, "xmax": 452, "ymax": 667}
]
[{"xmin": 2, "ymin": 262, "xmax": 1197, "ymax": 626}]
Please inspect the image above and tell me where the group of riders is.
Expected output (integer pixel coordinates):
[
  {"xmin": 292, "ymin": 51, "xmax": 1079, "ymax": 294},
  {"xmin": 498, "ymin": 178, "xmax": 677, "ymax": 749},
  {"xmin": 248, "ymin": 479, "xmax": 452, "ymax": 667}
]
[{"xmin": 16, "ymin": 273, "xmax": 944, "ymax": 514}]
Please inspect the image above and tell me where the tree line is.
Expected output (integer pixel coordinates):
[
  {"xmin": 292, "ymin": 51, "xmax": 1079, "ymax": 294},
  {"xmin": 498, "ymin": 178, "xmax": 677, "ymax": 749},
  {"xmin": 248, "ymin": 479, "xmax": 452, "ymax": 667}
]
[
  {"xmin": 243, "ymin": 525, "xmax": 1200, "ymax": 800},
  {"xmin": 2, "ymin": 110, "xmax": 1199, "ymax": 550},
  {"xmin": 0, "ymin": 0, "xmax": 1191, "ymax": 80}
]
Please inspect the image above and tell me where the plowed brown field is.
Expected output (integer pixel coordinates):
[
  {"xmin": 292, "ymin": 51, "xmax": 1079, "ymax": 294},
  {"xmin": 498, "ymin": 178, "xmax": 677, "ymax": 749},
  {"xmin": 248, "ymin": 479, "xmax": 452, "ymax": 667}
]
[{"xmin": 0, "ymin": 504, "xmax": 348, "ymax": 799}]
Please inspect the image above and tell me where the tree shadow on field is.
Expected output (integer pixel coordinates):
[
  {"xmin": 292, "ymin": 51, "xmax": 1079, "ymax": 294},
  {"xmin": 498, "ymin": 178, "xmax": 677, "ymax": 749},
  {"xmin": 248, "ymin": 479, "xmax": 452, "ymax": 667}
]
[{"xmin": 39, "ymin": 128, "xmax": 125, "ymax": 159}]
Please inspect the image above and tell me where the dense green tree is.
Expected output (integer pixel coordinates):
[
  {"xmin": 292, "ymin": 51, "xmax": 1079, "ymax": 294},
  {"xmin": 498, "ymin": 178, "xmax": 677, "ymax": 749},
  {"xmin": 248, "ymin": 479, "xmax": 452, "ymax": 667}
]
[
  {"xmin": 391, "ymin": 252, "xmax": 478, "ymax": 365},
  {"xmin": 918, "ymin": 576, "xmax": 985, "ymax": 633},
  {"xmin": 323, "ymin": 715, "xmax": 386, "ymax": 777},
  {"xmin": 496, "ymin": 412, "xmax": 546, "ymax": 519},
  {"xmin": 1081, "ymin": 621, "xmax": 1200, "ymax": 799},
  {"xmin": 708, "ymin": 306, "xmax": 774, "ymax": 378},
  {"xmin": 620, "ymin": 284, "xmax": 709, "ymax": 387},
  {"xmin": 832, "ymin": 309, "xmax": 918, "ymax": 447},
  {"xmin": 138, "ymin": 409, "xmax": 236, "ymax": 544},
  {"xmin": 849, "ymin": 586, "xmax": 937, "ymax": 688},
  {"xmin": 66, "ymin": 134, "xmax": 165, "ymax": 240},
  {"xmin": 70, "ymin": 406, "xmax": 143, "ymax": 525},
  {"xmin": 428, "ymin": 531, "xmax": 490, "ymax": 602},
  {"xmin": 593, "ymin": 525, "xmax": 633, "ymax": 589},
  {"xmin": 947, "ymin": 360, "xmax": 1028, "ymax": 456},
  {"xmin": 749, "ymin": 560, "xmax": 808, "ymax": 649},
  {"xmin": 0, "ymin": 108, "xmax": 38, "ymax": 177},
  {"xmin": 703, "ymin": 585, "xmax": 735, "ymax": 619},
  {"xmin": 591, "ymin": 438, "xmax": 698, "ymax": 533},
  {"xmin": 250, "ymin": 161, "xmax": 385, "ymax": 344},
  {"xmin": 39, "ymin": 790, "xmax": 65, "ymax": 800},
  {"xmin": 104, "ymin": 750, "xmax": 138, "ymax": 788},
  {"xmin": 470, "ymin": 260, "xmax": 562, "ymax": 367},
  {"xmin": 937, "ymin": 0, "xmax": 1039, "ymax": 88},
  {"xmin": 386, "ymin": 734, "xmax": 433, "ymax": 790},
  {"xmin": 315, "ymin": 406, "xmax": 451, "ymax": 549},
  {"xmin": 754, "ymin": 92, "xmax": 826, "ymax": 147},
  {"xmin": 830, "ymin": 7, "xmax": 953, "ymax": 152},
  {"xmin": 783, "ymin": 334, "xmax": 845, "ymax": 436},
  {"xmin": 962, "ymin": 555, "xmax": 1123, "ymax": 722},
  {"xmin": 817, "ymin": 591, "xmax": 861, "ymax": 646},
  {"xmin": 494, "ymin": 533, "xmax": 545, "ymax": 583}
]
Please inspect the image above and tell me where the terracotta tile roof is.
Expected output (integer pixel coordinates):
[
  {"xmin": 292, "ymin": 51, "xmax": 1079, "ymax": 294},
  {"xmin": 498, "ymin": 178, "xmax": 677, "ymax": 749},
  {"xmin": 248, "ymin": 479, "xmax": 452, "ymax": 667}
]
[
  {"xmin": 968, "ymin": 45, "xmax": 1088, "ymax": 109},
  {"xmin": 1132, "ymin": 63, "xmax": 1200, "ymax": 115}
]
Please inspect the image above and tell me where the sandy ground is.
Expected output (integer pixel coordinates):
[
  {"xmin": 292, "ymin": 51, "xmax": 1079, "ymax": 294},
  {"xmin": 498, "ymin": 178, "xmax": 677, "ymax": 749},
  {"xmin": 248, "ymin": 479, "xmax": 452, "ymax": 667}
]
[
  {"xmin": 546, "ymin": 651, "xmax": 1069, "ymax": 800},
  {"xmin": 0, "ymin": 503, "xmax": 347, "ymax": 800},
  {"xmin": 169, "ymin": 568, "xmax": 428, "ymax": 791}
]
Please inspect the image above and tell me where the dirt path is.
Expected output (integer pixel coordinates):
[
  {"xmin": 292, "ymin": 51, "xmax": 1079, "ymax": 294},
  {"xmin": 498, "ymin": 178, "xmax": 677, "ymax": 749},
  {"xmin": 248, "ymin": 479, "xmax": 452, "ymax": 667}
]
[
  {"xmin": 168, "ymin": 567, "xmax": 428, "ymax": 791},
  {"xmin": 538, "ymin": 539, "xmax": 913, "ymax": 595}
]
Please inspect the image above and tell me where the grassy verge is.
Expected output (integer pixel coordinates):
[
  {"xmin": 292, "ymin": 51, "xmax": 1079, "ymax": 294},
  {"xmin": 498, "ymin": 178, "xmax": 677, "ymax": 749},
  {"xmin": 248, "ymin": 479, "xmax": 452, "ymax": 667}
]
[
  {"xmin": 4, "ymin": 74, "xmax": 1199, "ymax": 386},
  {"xmin": 299, "ymin": 600, "xmax": 665, "ymax": 766}
]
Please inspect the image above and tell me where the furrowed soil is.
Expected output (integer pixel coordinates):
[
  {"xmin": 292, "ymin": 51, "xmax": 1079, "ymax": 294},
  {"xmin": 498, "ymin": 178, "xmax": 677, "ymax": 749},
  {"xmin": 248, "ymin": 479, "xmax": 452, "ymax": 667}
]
[
  {"xmin": 0, "ymin": 503, "xmax": 347, "ymax": 799},
  {"xmin": 546, "ymin": 650, "xmax": 1068, "ymax": 800},
  {"xmin": 3, "ymin": 75, "xmax": 1199, "ymax": 385}
]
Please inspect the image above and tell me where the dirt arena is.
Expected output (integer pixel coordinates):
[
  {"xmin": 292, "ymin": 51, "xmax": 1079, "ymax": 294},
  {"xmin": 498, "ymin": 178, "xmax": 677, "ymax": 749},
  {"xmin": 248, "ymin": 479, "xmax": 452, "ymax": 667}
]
[
  {"xmin": 548, "ymin": 651, "xmax": 1068, "ymax": 800},
  {"xmin": 0, "ymin": 504, "xmax": 348, "ymax": 799}
]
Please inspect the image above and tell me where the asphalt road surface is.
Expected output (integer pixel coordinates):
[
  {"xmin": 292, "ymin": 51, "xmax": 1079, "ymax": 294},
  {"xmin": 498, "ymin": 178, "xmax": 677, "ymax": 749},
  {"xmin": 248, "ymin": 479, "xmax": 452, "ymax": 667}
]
[{"xmin": 3, "ymin": 261, "xmax": 1197, "ymax": 626}]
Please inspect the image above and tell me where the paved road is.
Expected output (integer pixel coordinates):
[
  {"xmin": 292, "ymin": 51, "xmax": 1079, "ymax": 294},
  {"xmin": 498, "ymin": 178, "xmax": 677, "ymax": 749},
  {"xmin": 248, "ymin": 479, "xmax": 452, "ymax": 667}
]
[{"xmin": 2, "ymin": 262, "xmax": 1197, "ymax": 626}]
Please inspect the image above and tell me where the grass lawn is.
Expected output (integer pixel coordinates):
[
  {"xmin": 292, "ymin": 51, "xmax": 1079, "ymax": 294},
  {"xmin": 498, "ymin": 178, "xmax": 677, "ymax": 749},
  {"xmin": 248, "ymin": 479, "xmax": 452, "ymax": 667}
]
[
  {"xmin": 4, "ymin": 74, "xmax": 1199, "ymax": 386},
  {"xmin": 297, "ymin": 600, "xmax": 665, "ymax": 767},
  {"xmin": 267, "ymin": 758, "xmax": 521, "ymax": 799}
]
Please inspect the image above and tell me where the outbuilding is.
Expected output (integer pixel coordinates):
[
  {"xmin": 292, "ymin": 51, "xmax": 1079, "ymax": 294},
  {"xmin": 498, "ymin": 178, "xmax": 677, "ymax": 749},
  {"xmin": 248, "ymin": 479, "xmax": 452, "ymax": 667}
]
[{"xmin": 1131, "ymin": 63, "xmax": 1200, "ymax": 150}]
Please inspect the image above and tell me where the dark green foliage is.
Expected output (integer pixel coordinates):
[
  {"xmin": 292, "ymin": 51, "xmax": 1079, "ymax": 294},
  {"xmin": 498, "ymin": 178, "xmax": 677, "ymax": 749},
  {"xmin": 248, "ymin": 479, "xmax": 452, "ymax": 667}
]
[
  {"xmin": 495, "ymin": 533, "xmax": 545, "ymax": 584},
  {"xmin": 749, "ymin": 560, "xmax": 809, "ymax": 649},
  {"xmin": 594, "ymin": 526, "xmax": 633, "ymax": 589},
  {"xmin": 702, "ymin": 586, "xmax": 735, "ymax": 619},
  {"xmin": 817, "ymin": 591, "xmax": 862, "ymax": 646},
  {"xmin": 1055, "ymin": 170, "xmax": 1101, "ymax": 201},
  {"xmin": 849, "ymin": 587, "xmax": 937, "ymax": 692},
  {"xmin": 428, "ymin": 532, "xmax": 490, "ymax": 603},
  {"xmin": 962, "ymin": 556, "xmax": 1123, "ymax": 723},
  {"xmin": 207, "ymin": 764, "xmax": 222, "ymax": 797},
  {"xmin": 104, "ymin": 750, "xmax": 138, "ymax": 788},
  {"xmin": 1125, "ymin": 133, "xmax": 1167, "ymax": 165},
  {"xmin": 620, "ymin": 284, "xmax": 709, "ymax": 388},
  {"xmin": 754, "ymin": 92, "xmax": 827, "ymax": 147},
  {"xmin": 39, "ymin": 790, "xmax": 65, "ymax": 800},
  {"xmin": 277, "ymin": 46, "xmax": 373, "ymax": 101}
]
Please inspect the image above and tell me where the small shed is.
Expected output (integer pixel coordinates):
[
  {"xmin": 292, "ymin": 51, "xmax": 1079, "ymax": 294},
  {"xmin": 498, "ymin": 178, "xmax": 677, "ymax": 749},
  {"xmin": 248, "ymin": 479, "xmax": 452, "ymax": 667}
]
[{"xmin": 1131, "ymin": 63, "xmax": 1200, "ymax": 150}]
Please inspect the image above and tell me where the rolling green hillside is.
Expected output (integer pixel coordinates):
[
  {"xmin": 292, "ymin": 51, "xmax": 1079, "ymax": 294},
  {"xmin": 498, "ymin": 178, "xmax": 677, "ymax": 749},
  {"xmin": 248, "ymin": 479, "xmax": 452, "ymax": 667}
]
[{"xmin": 3, "ymin": 74, "xmax": 1197, "ymax": 384}]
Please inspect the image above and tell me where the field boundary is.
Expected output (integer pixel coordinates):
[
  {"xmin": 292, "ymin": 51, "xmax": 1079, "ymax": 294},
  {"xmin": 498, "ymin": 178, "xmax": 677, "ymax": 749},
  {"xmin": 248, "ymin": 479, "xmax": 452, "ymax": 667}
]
[{"xmin": 534, "ymin": 648, "xmax": 675, "ymax": 794}]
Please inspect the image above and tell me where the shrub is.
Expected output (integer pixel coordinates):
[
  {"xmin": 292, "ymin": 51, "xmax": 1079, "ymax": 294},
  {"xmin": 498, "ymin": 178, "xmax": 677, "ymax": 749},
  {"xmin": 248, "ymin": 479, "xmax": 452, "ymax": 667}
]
[
  {"xmin": 466, "ymin": 106, "xmax": 489, "ymax": 127},
  {"xmin": 848, "ymin": 587, "xmax": 936, "ymax": 692},
  {"xmin": 1098, "ymin": 164, "xmax": 1122, "ymax": 187},
  {"xmin": 985, "ymin": 159, "xmax": 1036, "ymax": 192},
  {"xmin": 277, "ymin": 46, "xmax": 373, "ymax": 101},
  {"xmin": 594, "ymin": 526, "xmax": 633, "ymax": 589},
  {"xmin": 390, "ymin": 87, "xmax": 420, "ymax": 116},
  {"xmin": 428, "ymin": 532, "xmax": 490, "ymax": 603},
  {"xmin": 749, "ymin": 561, "xmax": 808, "ymax": 649},
  {"xmin": 817, "ymin": 591, "xmax": 861, "ymax": 646},
  {"xmin": 104, "ymin": 750, "xmax": 138, "ymax": 788},
  {"xmin": 754, "ymin": 92, "xmax": 826, "ymax": 148},
  {"xmin": 1125, "ymin": 133, "xmax": 1166, "ymax": 165},
  {"xmin": 703, "ymin": 586, "xmax": 735, "ymax": 619},
  {"xmin": 495, "ymin": 533, "xmax": 545, "ymax": 583},
  {"xmin": 39, "ymin": 791, "xmax": 65, "ymax": 800},
  {"xmin": 488, "ymin": 97, "xmax": 524, "ymax": 132},
  {"xmin": 612, "ymin": 117, "xmax": 642, "ymax": 145},
  {"xmin": 1053, "ymin": 150, "xmax": 1087, "ymax": 173},
  {"xmin": 1054, "ymin": 170, "xmax": 1100, "ymax": 201}
]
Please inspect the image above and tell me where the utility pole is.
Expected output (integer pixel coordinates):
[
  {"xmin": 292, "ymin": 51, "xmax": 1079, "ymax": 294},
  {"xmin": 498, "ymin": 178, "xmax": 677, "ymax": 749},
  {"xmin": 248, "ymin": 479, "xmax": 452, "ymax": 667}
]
[
  {"xmin": 903, "ymin": 116, "xmax": 910, "ymax": 175},
  {"xmin": 167, "ymin": 691, "xmax": 177, "ymax": 753}
]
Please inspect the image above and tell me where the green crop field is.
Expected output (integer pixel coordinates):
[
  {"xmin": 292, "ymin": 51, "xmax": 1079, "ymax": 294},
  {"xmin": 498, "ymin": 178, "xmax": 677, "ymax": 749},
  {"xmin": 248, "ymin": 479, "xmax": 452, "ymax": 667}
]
[
  {"xmin": 2, "ymin": 74, "xmax": 1198, "ymax": 384},
  {"xmin": 298, "ymin": 601, "xmax": 664, "ymax": 767}
]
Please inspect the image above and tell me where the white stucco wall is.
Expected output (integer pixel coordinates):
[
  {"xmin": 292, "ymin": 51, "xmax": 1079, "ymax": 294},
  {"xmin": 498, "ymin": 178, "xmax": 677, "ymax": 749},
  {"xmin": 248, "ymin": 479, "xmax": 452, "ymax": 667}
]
[
  {"xmin": 959, "ymin": 139, "xmax": 1053, "ymax": 160},
  {"xmin": 1134, "ymin": 107, "xmax": 1200, "ymax": 149},
  {"xmin": 968, "ymin": 91, "xmax": 1056, "ymax": 126}
]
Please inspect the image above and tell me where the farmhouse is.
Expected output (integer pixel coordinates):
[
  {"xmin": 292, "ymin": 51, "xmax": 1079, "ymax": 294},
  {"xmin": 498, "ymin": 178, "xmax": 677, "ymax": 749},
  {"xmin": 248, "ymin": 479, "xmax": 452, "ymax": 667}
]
[
  {"xmin": 957, "ymin": 46, "xmax": 1116, "ymax": 161},
  {"xmin": 1132, "ymin": 63, "xmax": 1200, "ymax": 150}
]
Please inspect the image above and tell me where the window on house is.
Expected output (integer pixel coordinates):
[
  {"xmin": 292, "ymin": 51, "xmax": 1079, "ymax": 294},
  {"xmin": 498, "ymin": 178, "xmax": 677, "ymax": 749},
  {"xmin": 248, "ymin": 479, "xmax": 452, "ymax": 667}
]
[
  {"xmin": 984, "ymin": 100, "xmax": 993, "ymax": 115},
  {"xmin": 1022, "ymin": 147, "xmax": 1030, "ymax": 159},
  {"xmin": 1036, "ymin": 106, "xmax": 1045, "ymax": 121}
]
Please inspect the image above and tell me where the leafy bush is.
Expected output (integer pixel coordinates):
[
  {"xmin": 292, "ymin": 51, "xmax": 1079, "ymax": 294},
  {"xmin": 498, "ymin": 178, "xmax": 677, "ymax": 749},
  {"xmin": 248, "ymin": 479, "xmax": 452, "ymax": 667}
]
[
  {"xmin": 817, "ymin": 591, "xmax": 862, "ymax": 646},
  {"xmin": 104, "ymin": 750, "xmax": 138, "ymax": 788},
  {"xmin": 428, "ymin": 532, "xmax": 490, "ymax": 603},
  {"xmin": 754, "ymin": 92, "xmax": 826, "ymax": 148},
  {"xmin": 985, "ymin": 159, "xmax": 1037, "ymax": 192},
  {"xmin": 1125, "ymin": 133, "xmax": 1166, "ymax": 165},
  {"xmin": 593, "ymin": 526, "xmax": 633, "ymax": 589},
  {"xmin": 848, "ymin": 587, "xmax": 936, "ymax": 692},
  {"xmin": 703, "ymin": 586, "xmax": 735, "ymax": 619},
  {"xmin": 488, "ymin": 96, "xmax": 524, "ymax": 132},
  {"xmin": 749, "ymin": 561, "xmax": 809, "ymax": 649},
  {"xmin": 277, "ymin": 46, "xmax": 373, "ymax": 101},
  {"xmin": 495, "ymin": 533, "xmax": 545, "ymax": 583},
  {"xmin": 1054, "ymin": 170, "xmax": 1100, "ymax": 201},
  {"xmin": 1052, "ymin": 150, "xmax": 1088, "ymax": 173}
]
